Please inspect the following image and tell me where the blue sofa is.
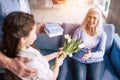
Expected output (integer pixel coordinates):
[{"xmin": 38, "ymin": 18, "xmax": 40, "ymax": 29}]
[{"xmin": 34, "ymin": 23, "xmax": 120, "ymax": 80}]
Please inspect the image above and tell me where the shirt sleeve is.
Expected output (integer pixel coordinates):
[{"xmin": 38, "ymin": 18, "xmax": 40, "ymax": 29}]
[{"xmin": 91, "ymin": 31, "xmax": 107, "ymax": 59}]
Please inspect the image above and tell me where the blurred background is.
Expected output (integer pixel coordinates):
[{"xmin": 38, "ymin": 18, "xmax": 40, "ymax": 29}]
[{"xmin": 29, "ymin": 0, "xmax": 120, "ymax": 35}]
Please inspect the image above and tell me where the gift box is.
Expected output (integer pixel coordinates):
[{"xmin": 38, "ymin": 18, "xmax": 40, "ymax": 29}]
[{"xmin": 44, "ymin": 23, "xmax": 64, "ymax": 37}]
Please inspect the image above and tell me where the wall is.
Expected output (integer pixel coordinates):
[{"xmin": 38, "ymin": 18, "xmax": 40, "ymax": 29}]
[
  {"xmin": 107, "ymin": 0, "xmax": 120, "ymax": 35},
  {"xmin": 28, "ymin": 0, "xmax": 93, "ymax": 23},
  {"xmin": 29, "ymin": 0, "xmax": 53, "ymax": 8},
  {"xmin": 29, "ymin": 0, "xmax": 94, "ymax": 7}
]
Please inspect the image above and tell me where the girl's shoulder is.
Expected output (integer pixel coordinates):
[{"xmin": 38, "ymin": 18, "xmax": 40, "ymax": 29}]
[{"xmin": 17, "ymin": 46, "xmax": 41, "ymax": 58}]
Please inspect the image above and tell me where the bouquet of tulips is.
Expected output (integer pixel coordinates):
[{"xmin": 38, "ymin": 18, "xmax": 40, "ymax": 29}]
[
  {"xmin": 59, "ymin": 34, "xmax": 85, "ymax": 58},
  {"xmin": 51, "ymin": 34, "xmax": 85, "ymax": 69}
]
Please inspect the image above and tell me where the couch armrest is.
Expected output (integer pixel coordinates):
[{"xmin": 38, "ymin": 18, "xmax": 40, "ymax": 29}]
[
  {"xmin": 103, "ymin": 24, "xmax": 115, "ymax": 54},
  {"xmin": 110, "ymin": 33, "xmax": 120, "ymax": 77}
]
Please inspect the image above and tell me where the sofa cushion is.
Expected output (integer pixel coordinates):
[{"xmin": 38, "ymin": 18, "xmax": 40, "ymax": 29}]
[
  {"xmin": 34, "ymin": 34, "xmax": 61, "ymax": 51},
  {"xmin": 61, "ymin": 23, "xmax": 80, "ymax": 45},
  {"xmin": 110, "ymin": 33, "xmax": 120, "ymax": 77},
  {"xmin": 62, "ymin": 23, "xmax": 80, "ymax": 36},
  {"xmin": 103, "ymin": 24, "xmax": 115, "ymax": 54}
]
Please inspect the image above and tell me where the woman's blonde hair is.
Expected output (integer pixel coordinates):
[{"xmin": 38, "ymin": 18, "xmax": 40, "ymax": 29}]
[{"xmin": 81, "ymin": 7, "xmax": 103, "ymax": 36}]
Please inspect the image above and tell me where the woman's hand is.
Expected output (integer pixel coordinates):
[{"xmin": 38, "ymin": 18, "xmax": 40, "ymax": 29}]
[
  {"xmin": 7, "ymin": 57, "xmax": 37, "ymax": 78},
  {"xmin": 82, "ymin": 50, "xmax": 92, "ymax": 60}
]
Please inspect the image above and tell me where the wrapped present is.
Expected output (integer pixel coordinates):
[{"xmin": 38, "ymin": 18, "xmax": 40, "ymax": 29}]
[{"xmin": 44, "ymin": 23, "xmax": 64, "ymax": 37}]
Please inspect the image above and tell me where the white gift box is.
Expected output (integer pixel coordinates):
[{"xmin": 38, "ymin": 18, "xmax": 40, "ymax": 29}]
[{"xmin": 44, "ymin": 23, "xmax": 64, "ymax": 37}]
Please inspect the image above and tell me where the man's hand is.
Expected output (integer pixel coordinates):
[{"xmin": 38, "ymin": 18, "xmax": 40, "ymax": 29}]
[{"xmin": 7, "ymin": 57, "xmax": 37, "ymax": 78}]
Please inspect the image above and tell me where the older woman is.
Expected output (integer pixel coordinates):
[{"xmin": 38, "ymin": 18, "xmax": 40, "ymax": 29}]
[{"xmin": 70, "ymin": 8, "xmax": 107, "ymax": 80}]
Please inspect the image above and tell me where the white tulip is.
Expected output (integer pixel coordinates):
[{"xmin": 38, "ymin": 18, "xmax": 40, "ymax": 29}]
[
  {"xmin": 75, "ymin": 51, "xmax": 78, "ymax": 53},
  {"xmin": 67, "ymin": 38, "xmax": 71, "ymax": 43},
  {"xmin": 64, "ymin": 34, "xmax": 70, "ymax": 39},
  {"xmin": 78, "ymin": 43, "xmax": 85, "ymax": 48},
  {"xmin": 69, "ymin": 54, "xmax": 73, "ymax": 57}
]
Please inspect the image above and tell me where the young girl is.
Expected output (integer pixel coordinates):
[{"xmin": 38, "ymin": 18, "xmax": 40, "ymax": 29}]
[{"xmin": 0, "ymin": 12, "xmax": 64, "ymax": 80}]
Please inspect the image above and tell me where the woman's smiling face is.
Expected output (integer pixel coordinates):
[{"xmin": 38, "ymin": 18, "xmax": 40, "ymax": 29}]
[{"xmin": 86, "ymin": 12, "xmax": 99, "ymax": 28}]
